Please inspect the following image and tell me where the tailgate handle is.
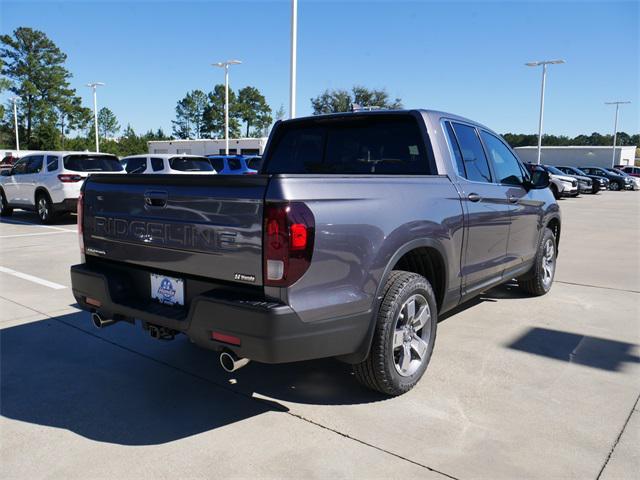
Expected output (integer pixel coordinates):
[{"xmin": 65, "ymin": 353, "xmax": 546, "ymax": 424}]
[{"xmin": 144, "ymin": 191, "xmax": 168, "ymax": 208}]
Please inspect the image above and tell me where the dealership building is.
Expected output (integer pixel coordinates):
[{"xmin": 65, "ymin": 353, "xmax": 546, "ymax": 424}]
[
  {"xmin": 514, "ymin": 145, "xmax": 637, "ymax": 168},
  {"xmin": 147, "ymin": 138, "xmax": 268, "ymax": 156}
]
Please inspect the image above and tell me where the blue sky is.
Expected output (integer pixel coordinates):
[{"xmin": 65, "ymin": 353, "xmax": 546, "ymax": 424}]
[{"xmin": 1, "ymin": 0, "xmax": 638, "ymax": 137}]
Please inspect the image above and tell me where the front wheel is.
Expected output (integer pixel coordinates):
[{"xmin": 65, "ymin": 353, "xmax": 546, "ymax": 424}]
[
  {"xmin": 609, "ymin": 182, "xmax": 620, "ymax": 191},
  {"xmin": 353, "ymin": 271, "xmax": 438, "ymax": 396},
  {"xmin": 519, "ymin": 228, "xmax": 557, "ymax": 296},
  {"xmin": 0, "ymin": 190, "xmax": 13, "ymax": 217}
]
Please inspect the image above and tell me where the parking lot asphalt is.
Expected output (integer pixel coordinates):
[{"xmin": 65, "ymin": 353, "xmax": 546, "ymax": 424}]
[{"xmin": 1, "ymin": 191, "xmax": 638, "ymax": 480}]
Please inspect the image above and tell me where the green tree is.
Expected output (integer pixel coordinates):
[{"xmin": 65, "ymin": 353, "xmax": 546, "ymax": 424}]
[
  {"xmin": 311, "ymin": 86, "xmax": 403, "ymax": 114},
  {"xmin": 0, "ymin": 27, "xmax": 86, "ymax": 148},
  {"xmin": 172, "ymin": 89, "xmax": 208, "ymax": 139},
  {"xmin": 237, "ymin": 86, "xmax": 272, "ymax": 137},
  {"xmin": 97, "ymin": 107, "xmax": 120, "ymax": 139},
  {"xmin": 203, "ymin": 84, "xmax": 240, "ymax": 138}
]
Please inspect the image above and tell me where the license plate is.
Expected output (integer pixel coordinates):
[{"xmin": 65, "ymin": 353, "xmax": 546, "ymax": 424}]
[{"xmin": 150, "ymin": 273, "xmax": 184, "ymax": 306}]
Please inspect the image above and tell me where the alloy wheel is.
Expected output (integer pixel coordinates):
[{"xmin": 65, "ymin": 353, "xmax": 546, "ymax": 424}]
[
  {"xmin": 38, "ymin": 197, "xmax": 49, "ymax": 221},
  {"xmin": 392, "ymin": 293, "xmax": 432, "ymax": 377},
  {"xmin": 541, "ymin": 238, "xmax": 556, "ymax": 289}
]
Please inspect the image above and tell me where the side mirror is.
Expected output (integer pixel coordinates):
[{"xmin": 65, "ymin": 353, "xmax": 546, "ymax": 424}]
[{"xmin": 526, "ymin": 168, "xmax": 550, "ymax": 190}]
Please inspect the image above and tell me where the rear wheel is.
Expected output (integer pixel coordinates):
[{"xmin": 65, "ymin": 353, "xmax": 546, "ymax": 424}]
[
  {"xmin": 610, "ymin": 182, "xmax": 620, "ymax": 191},
  {"xmin": 519, "ymin": 228, "xmax": 557, "ymax": 296},
  {"xmin": 0, "ymin": 189, "xmax": 13, "ymax": 217},
  {"xmin": 36, "ymin": 192, "xmax": 55, "ymax": 224},
  {"xmin": 353, "ymin": 271, "xmax": 438, "ymax": 396}
]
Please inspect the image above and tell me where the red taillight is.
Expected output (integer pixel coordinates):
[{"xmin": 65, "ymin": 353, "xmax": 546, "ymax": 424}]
[
  {"xmin": 77, "ymin": 191, "xmax": 85, "ymax": 261},
  {"xmin": 263, "ymin": 202, "xmax": 315, "ymax": 287},
  {"xmin": 211, "ymin": 331, "xmax": 241, "ymax": 346},
  {"xmin": 58, "ymin": 174, "xmax": 83, "ymax": 182}
]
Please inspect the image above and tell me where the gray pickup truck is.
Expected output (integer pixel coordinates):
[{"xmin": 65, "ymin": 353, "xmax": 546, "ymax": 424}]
[{"xmin": 70, "ymin": 110, "xmax": 560, "ymax": 396}]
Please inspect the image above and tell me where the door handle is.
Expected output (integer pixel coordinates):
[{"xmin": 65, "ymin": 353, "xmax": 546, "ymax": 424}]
[
  {"xmin": 467, "ymin": 193, "xmax": 481, "ymax": 202},
  {"xmin": 508, "ymin": 195, "xmax": 519, "ymax": 204},
  {"xmin": 144, "ymin": 191, "xmax": 168, "ymax": 208}
]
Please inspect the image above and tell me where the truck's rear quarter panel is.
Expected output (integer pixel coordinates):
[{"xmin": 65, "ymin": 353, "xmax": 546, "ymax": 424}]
[{"xmin": 267, "ymin": 175, "xmax": 465, "ymax": 323}]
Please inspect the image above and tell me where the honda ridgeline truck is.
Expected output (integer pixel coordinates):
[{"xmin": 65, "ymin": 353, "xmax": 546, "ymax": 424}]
[{"xmin": 70, "ymin": 110, "xmax": 560, "ymax": 396}]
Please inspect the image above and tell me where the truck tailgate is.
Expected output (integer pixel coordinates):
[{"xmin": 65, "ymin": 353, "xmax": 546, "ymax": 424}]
[{"xmin": 82, "ymin": 174, "xmax": 267, "ymax": 285}]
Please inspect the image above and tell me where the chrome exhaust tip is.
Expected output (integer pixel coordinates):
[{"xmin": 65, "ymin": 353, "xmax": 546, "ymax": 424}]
[
  {"xmin": 91, "ymin": 312, "xmax": 115, "ymax": 329},
  {"xmin": 220, "ymin": 351, "xmax": 250, "ymax": 373}
]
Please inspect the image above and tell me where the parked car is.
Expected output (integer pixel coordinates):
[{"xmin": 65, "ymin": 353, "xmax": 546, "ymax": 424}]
[
  {"xmin": 0, "ymin": 151, "xmax": 124, "ymax": 223},
  {"xmin": 581, "ymin": 167, "xmax": 632, "ymax": 191},
  {"xmin": 71, "ymin": 110, "xmax": 560, "ymax": 396},
  {"xmin": 604, "ymin": 167, "xmax": 640, "ymax": 190},
  {"xmin": 618, "ymin": 166, "xmax": 640, "ymax": 178},
  {"xmin": 207, "ymin": 155, "xmax": 259, "ymax": 175},
  {"xmin": 0, "ymin": 154, "xmax": 19, "ymax": 171},
  {"xmin": 551, "ymin": 166, "xmax": 598, "ymax": 194},
  {"xmin": 122, "ymin": 154, "xmax": 216, "ymax": 175},
  {"xmin": 523, "ymin": 163, "xmax": 571, "ymax": 198},
  {"xmin": 556, "ymin": 166, "xmax": 609, "ymax": 192}
]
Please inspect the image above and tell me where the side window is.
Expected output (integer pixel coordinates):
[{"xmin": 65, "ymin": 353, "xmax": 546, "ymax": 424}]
[
  {"xmin": 228, "ymin": 158, "xmax": 242, "ymax": 170},
  {"xmin": 47, "ymin": 156, "xmax": 59, "ymax": 172},
  {"xmin": 210, "ymin": 158, "xmax": 224, "ymax": 172},
  {"xmin": 480, "ymin": 131, "xmax": 524, "ymax": 186},
  {"xmin": 125, "ymin": 157, "xmax": 147, "ymax": 174},
  {"xmin": 150, "ymin": 157, "xmax": 164, "ymax": 171},
  {"xmin": 444, "ymin": 121, "xmax": 466, "ymax": 177},
  {"xmin": 25, "ymin": 155, "xmax": 44, "ymax": 174},
  {"xmin": 451, "ymin": 123, "xmax": 492, "ymax": 183},
  {"xmin": 12, "ymin": 157, "xmax": 29, "ymax": 175}
]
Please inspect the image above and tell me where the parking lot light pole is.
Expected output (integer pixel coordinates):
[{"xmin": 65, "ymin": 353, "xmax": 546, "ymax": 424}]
[
  {"xmin": 605, "ymin": 101, "xmax": 631, "ymax": 167},
  {"xmin": 10, "ymin": 96, "xmax": 20, "ymax": 153},
  {"xmin": 290, "ymin": 0, "xmax": 298, "ymax": 119},
  {"xmin": 213, "ymin": 60, "xmax": 242, "ymax": 155},
  {"xmin": 525, "ymin": 59, "xmax": 565, "ymax": 164},
  {"xmin": 86, "ymin": 82, "xmax": 105, "ymax": 152}
]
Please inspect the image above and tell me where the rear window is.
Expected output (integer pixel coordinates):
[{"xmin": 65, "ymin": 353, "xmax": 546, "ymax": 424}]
[
  {"xmin": 265, "ymin": 115, "xmax": 433, "ymax": 175},
  {"xmin": 168, "ymin": 156, "xmax": 213, "ymax": 172},
  {"xmin": 64, "ymin": 154, "xmax": 123, "ymax": 172}
]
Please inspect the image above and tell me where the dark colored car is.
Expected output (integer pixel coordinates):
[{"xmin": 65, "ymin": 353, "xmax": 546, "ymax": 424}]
[
  {"xmin": 604, "ymin": 168, "xmax": 640, "ymax": 190},
  {"xmin": 555, "ymin": 166, "xmax": 602, "ymax": 193},
  {"xmin": 581, "ymin": 167, "xmax": 633, "ymax": 191},
  {"xmin": 71, "ymin": 109, "xmax": 560, "ymax": 396}
]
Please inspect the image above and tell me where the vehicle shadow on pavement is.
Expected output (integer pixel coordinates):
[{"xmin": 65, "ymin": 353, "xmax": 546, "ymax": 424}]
[
  {"xmin": 0, "ymin": 211, "xmax": 76, "ymax": 225},
  {"xmin": 0, "ymin": 313, "xmax": 283, "ymax": 446},
  {"xmin": 507, "ymin": 327, "xmax": 640, "ymax": 372}
]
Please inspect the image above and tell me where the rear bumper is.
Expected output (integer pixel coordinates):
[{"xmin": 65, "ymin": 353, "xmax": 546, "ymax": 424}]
[{"xmin": 70, "ymin": 263, "xmax": 369, "ymax": 364}]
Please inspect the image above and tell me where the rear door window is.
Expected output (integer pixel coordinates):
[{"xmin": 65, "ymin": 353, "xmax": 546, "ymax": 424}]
[
  {"xmin": 65, "ymin": 155, "xmax": 124, "ymax": 172},
  {"xmin": 228, "ymin": 158, "xmax": 242, "ymax": 170},
  {"xmin": 150, "ymin": 157, "xmax": 164, "ymax": 171},
  {"xmin": 168, "ymin": 156, "xmax": 214, "ymax": 172},
  {"xmin": 209, "ymin": 158, "xmax": 224, "ymax": 172},
  {"xmin": 47, "ymin": 156, "xmax": 59, "ymax": 172},
  {"xmin": 450, "ymin": 123, "xmax": 492, "ymax": 183},
  {"xmin": 125, "ymin": 157, "xmax": 148, "ymax": 174},
  {"xmin": 265, "ymin": 115, "xmax": 432, "ymax": 175}
]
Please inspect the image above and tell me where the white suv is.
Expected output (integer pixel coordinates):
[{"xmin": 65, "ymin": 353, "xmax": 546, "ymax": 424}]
[
  {"xmin": 0, "ymin": 151, "xmax": 124, "ymax": 223},
  {"xmin": 122, "ymin": 154, "xmax": 216, "ymax": 174}
]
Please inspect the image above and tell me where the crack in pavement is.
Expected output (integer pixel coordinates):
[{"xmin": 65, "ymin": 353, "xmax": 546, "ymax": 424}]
[
  {"xmin": 0, "ymin": 296, "xmax": 459, "ymax": 480},
  {"xmin": 555, "ymin": 280, "xmax": 640, "ymax": 294},
  {"xmin": 596, "ymin": 392, "xmax": 640, "ymax": 480}
]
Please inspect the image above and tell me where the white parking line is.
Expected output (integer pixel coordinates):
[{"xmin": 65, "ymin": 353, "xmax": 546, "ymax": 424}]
[
  {"xmin": 0, "ymin": 266, "xmax": 67, "ymax": 290},
  {"xmin": 0, "ymin": 230, "xmax": 75, "ymax": 239},
  {"xmin": 0, "ymin": 219, "xmax": 76, "ymax": 232}
]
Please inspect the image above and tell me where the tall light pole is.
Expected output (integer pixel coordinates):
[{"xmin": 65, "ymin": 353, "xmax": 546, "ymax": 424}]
[
  {"xmin": 213, "ymin": 60, "xmax": 242, "ymax": 155},
  {"xmin": 605, "ymin": 101, "xmax": 631, "ymax": 167},
  {"xmin": 289, "ymin": 0, "xmax": 298, "ymax": 119},
  {"xmin": 525, "ymin": 59, "xmax": 565, "ymax": 164},
  {"xmin": 10, "ymin": 96, "xmax": 20, "ymax": 153},
  {"xmin": 86, "ymin": 82, "xmax": 105, "ymax": 152}
]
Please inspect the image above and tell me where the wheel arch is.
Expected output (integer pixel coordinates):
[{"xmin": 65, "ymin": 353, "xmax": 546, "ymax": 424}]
[{"xmin": 34, "ymin": 186, "xmax": 52, "ymax": 204}]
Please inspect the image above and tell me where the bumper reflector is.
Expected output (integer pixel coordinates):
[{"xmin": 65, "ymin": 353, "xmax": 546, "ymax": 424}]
[{"xmin": 211, "ymin": 331, "xmax": 241, "ymax": 346}]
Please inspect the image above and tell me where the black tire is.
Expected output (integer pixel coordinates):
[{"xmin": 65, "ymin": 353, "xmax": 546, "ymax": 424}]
[
  {"xmin": 36, "ymin": 192, "xmax": 55, "ymax": 224},
  {"xmin": 353, "ymin": 271, "xmax": 438, "ymax": 396},
  {"xmin": 519, "ymin": 228, "xmax": 557, "ymax": 296},
  {"xmin": 0, "ymin": 189, "xmax": 13, "ymax": 217},
  {"xmin": 610, "ymin": 181, "xmax": 620, "ymax": 191},
  {"xmin": 550, "ymin": 183, "xmax": 560, "ymax": 199}
]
